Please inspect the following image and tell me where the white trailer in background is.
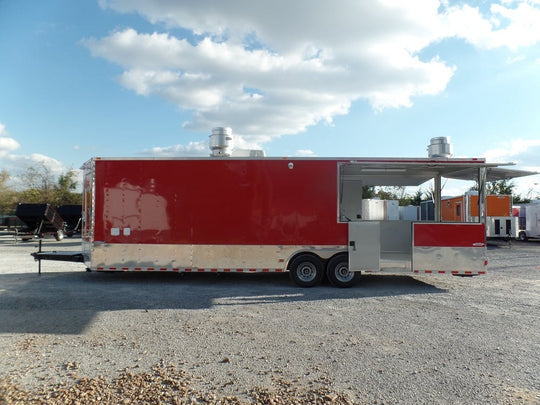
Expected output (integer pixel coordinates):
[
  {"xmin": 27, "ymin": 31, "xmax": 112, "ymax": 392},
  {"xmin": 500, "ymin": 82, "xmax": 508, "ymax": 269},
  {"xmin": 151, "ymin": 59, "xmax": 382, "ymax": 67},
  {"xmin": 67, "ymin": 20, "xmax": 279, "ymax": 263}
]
[{"xmin": 515, "ymin": 203, "xmax": 540, "ymax": 241}]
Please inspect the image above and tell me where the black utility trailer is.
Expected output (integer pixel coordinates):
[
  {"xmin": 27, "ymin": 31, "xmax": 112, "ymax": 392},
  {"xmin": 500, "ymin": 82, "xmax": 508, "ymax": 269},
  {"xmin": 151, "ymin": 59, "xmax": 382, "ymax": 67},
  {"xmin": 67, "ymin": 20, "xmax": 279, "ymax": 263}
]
[
  {"xmin": 57, "ymin": 205, "xmax": 82, "ymax": 236},
  {"xmin": 15, "ymin": 203, "xmax": 66, "ymax": 241},
  {"xmin": 0, "ymin": 215, "xmax": 24, "ymax": 230}
]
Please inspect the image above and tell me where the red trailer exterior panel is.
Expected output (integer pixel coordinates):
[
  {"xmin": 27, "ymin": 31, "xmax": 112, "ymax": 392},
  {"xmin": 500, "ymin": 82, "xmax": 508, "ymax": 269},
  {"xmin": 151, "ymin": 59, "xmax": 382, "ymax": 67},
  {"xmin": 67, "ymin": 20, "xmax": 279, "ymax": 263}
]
[
  {"xmin": 413, "ymin": 223, "xmax": 487, "ymax": 274},
  {"xmin": 93, "ymin": 159, "xmax": 348, "ymax": 246}
]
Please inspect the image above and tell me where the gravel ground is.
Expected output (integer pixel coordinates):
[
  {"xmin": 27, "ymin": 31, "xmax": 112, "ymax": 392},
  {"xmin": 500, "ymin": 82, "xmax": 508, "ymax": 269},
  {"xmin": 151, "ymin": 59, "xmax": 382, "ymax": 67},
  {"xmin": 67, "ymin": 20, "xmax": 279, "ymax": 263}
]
[{"xmin": 0, "ymin": 232, "xmax": 539, "ymax": 404}]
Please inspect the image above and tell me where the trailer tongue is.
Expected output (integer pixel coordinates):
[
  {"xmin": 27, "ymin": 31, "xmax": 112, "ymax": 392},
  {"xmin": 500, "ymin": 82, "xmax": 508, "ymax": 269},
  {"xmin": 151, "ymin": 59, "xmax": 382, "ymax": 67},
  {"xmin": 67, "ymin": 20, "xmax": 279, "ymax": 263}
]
[{"xmin": 31, "ymin": 239, "xmax": 85, "ymax": 274}]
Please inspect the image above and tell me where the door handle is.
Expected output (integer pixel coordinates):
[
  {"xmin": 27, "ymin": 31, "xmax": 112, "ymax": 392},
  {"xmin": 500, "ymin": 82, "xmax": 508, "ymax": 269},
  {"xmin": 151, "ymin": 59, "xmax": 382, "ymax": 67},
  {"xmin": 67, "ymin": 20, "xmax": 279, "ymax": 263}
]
[{"xmin": 349, "ymin": 241, "xmax": 356, "ymax": 251}]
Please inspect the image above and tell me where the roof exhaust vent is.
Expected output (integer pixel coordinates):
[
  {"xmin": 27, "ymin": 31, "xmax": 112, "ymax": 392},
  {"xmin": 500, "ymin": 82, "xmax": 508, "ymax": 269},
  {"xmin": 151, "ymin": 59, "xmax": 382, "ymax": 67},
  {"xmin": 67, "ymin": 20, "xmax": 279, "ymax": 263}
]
[
  {"xmin": 428, "ymin": 137, "xmax": 453, "ymax": 158},
  {"xmin": 209, "ymin": 127, "xmax": 233, "ymax": 157}
]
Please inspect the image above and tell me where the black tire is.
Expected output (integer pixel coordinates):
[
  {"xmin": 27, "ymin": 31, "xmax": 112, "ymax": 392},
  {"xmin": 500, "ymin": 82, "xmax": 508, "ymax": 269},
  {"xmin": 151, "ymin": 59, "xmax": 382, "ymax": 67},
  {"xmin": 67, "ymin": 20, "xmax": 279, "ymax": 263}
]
[
  {"xmin": 518, "ymin": 232, "xmax": 528, "ymax": 242},
  {"xmin": 326, "ymin": 254, "xmax": 359, "ymax": 288},
  {"xmin": 288, "ymin": 254, "xmax": 325, "ymax": 287}
]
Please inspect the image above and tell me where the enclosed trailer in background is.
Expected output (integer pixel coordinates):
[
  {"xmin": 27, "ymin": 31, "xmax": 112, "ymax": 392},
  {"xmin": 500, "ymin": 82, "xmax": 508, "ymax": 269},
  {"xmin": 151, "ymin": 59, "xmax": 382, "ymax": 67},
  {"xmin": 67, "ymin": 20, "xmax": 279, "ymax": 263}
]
[
  {"xmin": 420, "ymin": 200, "xmax": 435, "ymax": 221},
  {"xmin": 514, "ymin": 202, "xmax": 540, "ymax": 241},
  {"xmin": 441, "ymin": 193, "xmax": 514, "ymax": 238}
]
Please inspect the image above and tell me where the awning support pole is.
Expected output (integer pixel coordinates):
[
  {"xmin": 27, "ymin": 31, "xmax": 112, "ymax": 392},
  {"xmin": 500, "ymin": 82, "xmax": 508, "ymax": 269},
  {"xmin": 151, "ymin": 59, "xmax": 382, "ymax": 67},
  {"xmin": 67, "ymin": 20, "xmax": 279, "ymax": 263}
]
[
  {"xmin": 434, "ymin": 174, "xmax": 442, "ymax": 222},
  {"xmin": 478, "ymin": 167, "xmax": 487, "ymax": 224}
]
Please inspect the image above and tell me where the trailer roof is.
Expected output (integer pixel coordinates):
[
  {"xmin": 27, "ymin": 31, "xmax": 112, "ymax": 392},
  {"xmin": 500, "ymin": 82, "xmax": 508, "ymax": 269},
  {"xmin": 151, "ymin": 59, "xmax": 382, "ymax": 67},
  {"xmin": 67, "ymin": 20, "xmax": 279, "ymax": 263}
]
[{"xmin": 87, "ymin": 156, "xmax": 536, "ymax": 186}]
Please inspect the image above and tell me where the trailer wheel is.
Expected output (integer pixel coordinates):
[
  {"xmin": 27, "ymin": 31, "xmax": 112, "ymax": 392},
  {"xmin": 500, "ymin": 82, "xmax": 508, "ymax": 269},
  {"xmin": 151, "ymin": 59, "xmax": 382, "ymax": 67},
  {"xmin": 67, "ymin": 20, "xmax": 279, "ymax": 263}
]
[
  {"xmin": 326, "ymin": 254, "xmax": 359, "ymax": 288},
  {"xmin": 518, "ymin": 231, "xmax": 528, "ymax": 242},
  {"xmin": 288, "ymin": 254, "xmax": 324, "ymax": 287}
]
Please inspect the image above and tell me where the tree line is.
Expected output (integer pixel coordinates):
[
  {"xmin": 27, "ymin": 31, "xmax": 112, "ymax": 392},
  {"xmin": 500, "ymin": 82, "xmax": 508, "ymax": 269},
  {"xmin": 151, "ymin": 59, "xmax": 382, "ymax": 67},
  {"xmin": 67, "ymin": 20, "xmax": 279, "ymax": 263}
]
[{"xmin": 0, "ymin": 164, "xmax": 82, "ymax": 218}]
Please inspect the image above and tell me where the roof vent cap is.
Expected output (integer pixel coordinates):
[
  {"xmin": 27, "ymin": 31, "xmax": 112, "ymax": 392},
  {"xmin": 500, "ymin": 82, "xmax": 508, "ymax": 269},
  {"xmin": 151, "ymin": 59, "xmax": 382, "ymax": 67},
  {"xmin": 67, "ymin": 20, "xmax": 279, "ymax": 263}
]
[
  {"xmin": 428, "ymin": 137, "xmax": 453, "ymax": 158},
  {"xmin": 209, "ymin": 127, "xmax": 233, "ymax": 157}
]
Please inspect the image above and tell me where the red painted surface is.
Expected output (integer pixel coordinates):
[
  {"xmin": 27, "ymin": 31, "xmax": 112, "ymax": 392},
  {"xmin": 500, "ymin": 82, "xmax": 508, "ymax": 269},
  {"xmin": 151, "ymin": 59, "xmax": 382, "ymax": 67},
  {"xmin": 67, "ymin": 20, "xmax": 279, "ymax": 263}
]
[
  {"xmin": 93, "ymin": 159, "xmax": 348, "ymax": 245},
  {"xmin": 413, "ymin": 223, "xmax": 485, "ymax": 247}
]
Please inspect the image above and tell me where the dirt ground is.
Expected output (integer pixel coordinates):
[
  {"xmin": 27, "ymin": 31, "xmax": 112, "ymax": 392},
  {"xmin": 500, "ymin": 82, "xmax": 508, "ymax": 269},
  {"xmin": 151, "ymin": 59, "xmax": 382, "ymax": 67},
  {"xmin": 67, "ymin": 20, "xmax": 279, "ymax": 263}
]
[{"xmin": 0, "ymin": 232, "xmax": 539, "ymax": 404}]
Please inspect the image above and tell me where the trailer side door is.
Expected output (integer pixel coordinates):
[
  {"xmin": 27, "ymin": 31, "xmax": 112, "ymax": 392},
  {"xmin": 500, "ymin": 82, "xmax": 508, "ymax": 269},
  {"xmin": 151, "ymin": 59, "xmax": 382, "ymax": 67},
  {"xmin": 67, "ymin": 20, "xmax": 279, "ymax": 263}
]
[{"xmin": 348, "ymin": 222, "xmax": 380, "ymax": 271}]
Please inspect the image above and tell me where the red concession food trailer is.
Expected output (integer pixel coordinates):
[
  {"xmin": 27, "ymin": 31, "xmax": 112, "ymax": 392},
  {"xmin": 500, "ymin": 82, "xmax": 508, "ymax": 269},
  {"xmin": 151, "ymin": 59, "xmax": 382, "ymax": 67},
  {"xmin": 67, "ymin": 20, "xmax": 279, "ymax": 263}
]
[{"xmin": 75, "ymin": 152, "xmax": 532, "ymax": 287}]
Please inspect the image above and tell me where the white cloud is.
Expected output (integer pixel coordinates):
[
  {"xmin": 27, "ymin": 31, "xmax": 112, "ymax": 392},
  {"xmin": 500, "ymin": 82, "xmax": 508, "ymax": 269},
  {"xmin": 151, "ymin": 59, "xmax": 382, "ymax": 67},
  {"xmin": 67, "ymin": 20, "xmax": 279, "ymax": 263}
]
[
  {"xmin": 295, "ymin": 149, "xmax": 317, "ymax": 157},
  {"xmin": 88, "ymin": 0, "xmax": 540, "ymax": 149},
  {"xmin": 2, "ymin": 153, "xmax": 82, "ymax": 191},
  {"xmin": 483, "ymin": 138, "xmax": 540, "ymax": 197},
  {"xmin": 441, "ymin": 1, "xmax": 540, "ymax": 51},
  {"xmin": 7, "ymin": 153, "xmax": 65, "ymax": 173},
  {"xmin": 486, "ymin": 1, "xmax": 540, "ymax": 51},
  {"xmin": 484, "ymin": 138, "xmax": 540, "ymax": 166},
  {"xmin": 0, "ymin": 137, "xmax": 20, "ymax": 158},
  {"xmin": 0, "ymin": 123, "xmax": 21, "ymax": 158},
  {"xmin": 506, "ymin": 55, "xmax": 526, "ymax": 64},
  {"xmin": 143, "ymin": 129, "xmax": 270, "ymax": 157},
  {"xmin": 0, "ymin": 123, "xmax": 80, "ymax": 189},
  {"xmin": 143, "ymin": 140, "xmax": 209, "ymax": 157},
  {"xmin": 87, "ymin": 0, "xmax": 460, "ymax": 145}
]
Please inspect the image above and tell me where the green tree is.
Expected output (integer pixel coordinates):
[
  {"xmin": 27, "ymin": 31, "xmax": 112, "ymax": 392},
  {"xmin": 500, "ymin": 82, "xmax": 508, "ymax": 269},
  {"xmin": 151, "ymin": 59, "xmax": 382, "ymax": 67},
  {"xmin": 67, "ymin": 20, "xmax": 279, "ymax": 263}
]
[
  {"xmin": 487, "ymin": 179, "xmax": 515, "ymax": 195},
  {"xmin": 53, "ymin": 170, "xmax": 81, "ymax": 206},
  {"xmin": 513, "ymin": 194, "xmax": 531, "ymax": 204},
  {"xmin": 469, "ymin": 179, "xmax": 533, "ymax": 203},
  {"xmin": 362, "ymin": 185, "xmax": 376, "ymax": 199},
  {"xmin": 18, "ymin": 163, "xmax": 56, "ymax": 203},
  {"xmin": 373, "ymin": 186, "xmax": 422, "ymax": 206},
  {"xmin": 18, "ymin": 163, "xmax": 81, "ymax": 206},
  {"xmin": 470, "ymin": 179, "xmax": 515, "ymax": 195},
  {"xmin": 0, "ymin": 170, "xmax": 19, "ymax": 216},
  {"xmin": 401, "ymin": 188, "xmax": 425, "ymax": 206}
]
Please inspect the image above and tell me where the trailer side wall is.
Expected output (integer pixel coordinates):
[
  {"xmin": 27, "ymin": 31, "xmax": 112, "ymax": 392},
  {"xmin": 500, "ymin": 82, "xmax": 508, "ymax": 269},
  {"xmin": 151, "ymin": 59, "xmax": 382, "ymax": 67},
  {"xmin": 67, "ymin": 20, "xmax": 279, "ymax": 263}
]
[{"xmin": 93, "ymin": 159, "xmax": 348, "ymax": 246}]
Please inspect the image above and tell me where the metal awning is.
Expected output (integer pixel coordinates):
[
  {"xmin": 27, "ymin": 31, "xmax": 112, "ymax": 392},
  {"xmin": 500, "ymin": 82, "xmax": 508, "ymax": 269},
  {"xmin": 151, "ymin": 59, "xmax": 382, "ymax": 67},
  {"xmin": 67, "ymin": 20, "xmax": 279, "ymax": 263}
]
[
  {"xmin": 450, "ymin": 167, "xmax": 536, "ymax": 182},
  {"xmin": 340, "ymin": 159, "xmax": 536, "ymax": 186}
]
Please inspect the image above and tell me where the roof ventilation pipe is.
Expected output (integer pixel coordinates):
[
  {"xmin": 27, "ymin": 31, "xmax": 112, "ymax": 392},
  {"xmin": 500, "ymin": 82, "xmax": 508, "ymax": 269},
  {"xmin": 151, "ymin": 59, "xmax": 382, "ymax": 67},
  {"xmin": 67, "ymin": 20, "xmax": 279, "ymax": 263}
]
[
  {"xmin": 428, "ymin": 137, "xmax": 453, "ymax": 158},
  {"xmin": 209, "ymin": 127, "xmax": 233, "ymax": 157}
]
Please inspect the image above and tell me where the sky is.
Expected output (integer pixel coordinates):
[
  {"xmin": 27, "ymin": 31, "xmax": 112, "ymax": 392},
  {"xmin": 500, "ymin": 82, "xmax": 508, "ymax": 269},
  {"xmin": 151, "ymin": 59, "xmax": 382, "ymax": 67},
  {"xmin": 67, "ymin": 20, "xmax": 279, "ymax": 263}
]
[{"xmin": 0, "ymin": 0, "xmax": 539, "ymax": 198}]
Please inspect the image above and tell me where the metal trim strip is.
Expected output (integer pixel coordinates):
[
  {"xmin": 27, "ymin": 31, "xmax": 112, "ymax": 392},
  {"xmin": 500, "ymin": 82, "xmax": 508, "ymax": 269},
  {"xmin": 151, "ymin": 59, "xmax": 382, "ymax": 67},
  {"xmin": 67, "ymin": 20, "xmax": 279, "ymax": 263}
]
[{"xmin": 94, "ymin": 267, "xmax": 285, "ymax": 273}]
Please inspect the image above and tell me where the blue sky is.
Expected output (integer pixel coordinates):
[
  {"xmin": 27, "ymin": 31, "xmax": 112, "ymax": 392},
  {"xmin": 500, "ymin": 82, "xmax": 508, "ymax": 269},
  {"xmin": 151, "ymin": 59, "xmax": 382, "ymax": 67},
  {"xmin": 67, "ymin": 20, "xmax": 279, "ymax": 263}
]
[{"xmin": 0, "ymin": 0, "xmax": 539, "ymax": 197}]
